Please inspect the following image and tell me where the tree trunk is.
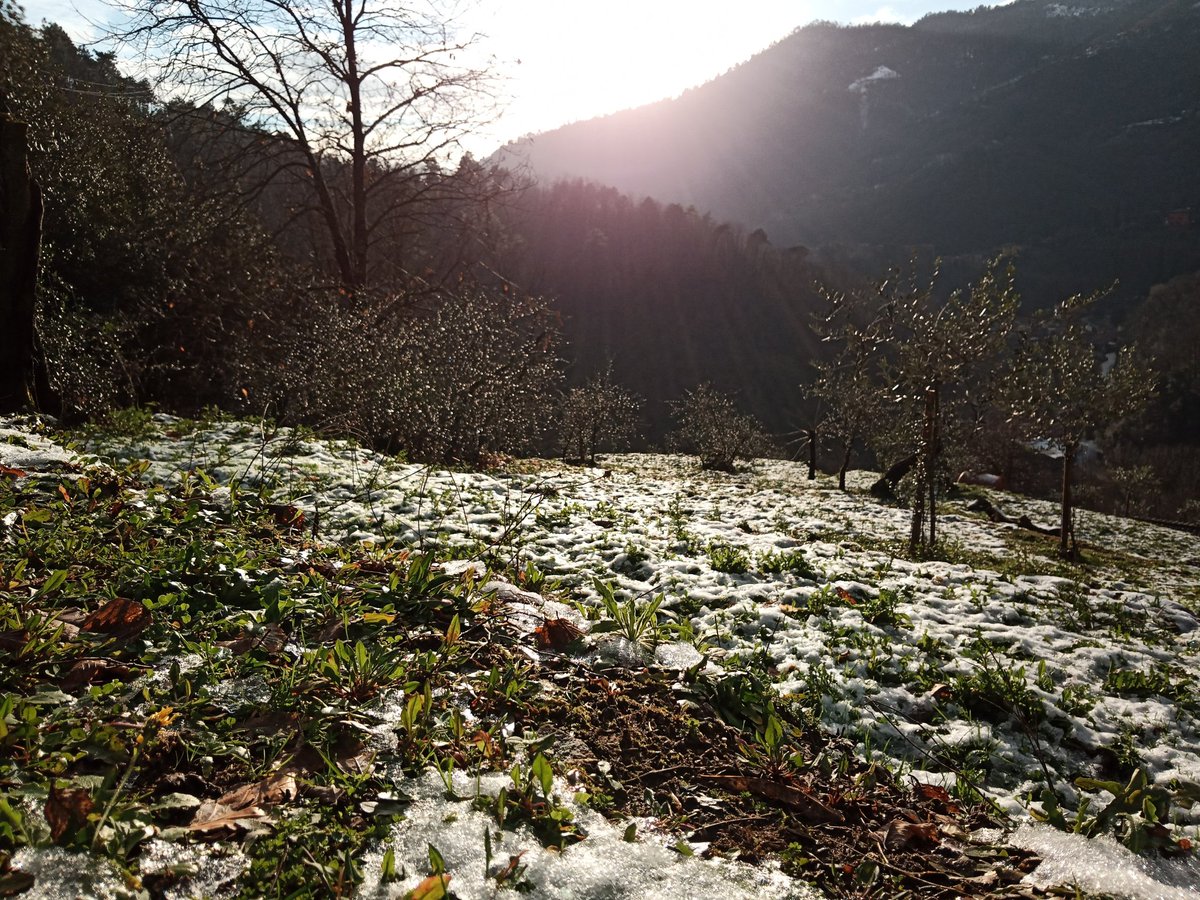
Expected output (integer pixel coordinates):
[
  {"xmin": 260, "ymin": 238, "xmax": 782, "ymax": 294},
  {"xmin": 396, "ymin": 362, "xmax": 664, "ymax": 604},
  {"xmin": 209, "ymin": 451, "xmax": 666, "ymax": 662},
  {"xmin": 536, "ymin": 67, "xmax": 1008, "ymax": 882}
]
[
  {"xmin": 806, "ymin": 428, "xmax": 817, "ymax": 480},
  {"xmin": 909, "ymin": 384, "xmax": 939, "ymax": 555},
  {"xmin": 1059, "ymin": 442, "xmax": 1076, "ymax": 559},
  {"xmin": 909, "ymin": 461, "xmax": 925, "ymax": 555},
  {"xmin": 0, "ymin": 115, "xmax": 47, "ymax": 414},
  {"xmin": 870, "ymin": 453, "xmax": 917, "ymax": 497},
  {"xmin": 838, "ymin": 441, "xmax": 851, "ymax": 491},
  {"xmin": 341, "ymin": 7, "xmax": 369, "ymax": 288},
  {"xmin": 926, "ymin": 384, "xmax": 941, "ymax": 548}
]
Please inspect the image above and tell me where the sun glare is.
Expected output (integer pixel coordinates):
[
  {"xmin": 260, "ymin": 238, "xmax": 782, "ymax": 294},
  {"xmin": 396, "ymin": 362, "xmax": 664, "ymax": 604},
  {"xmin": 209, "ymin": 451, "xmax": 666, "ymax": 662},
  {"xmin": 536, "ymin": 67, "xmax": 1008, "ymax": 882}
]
[{"xmin": 471, "ymin": 1, "xmax": 801, "ymax": 145}]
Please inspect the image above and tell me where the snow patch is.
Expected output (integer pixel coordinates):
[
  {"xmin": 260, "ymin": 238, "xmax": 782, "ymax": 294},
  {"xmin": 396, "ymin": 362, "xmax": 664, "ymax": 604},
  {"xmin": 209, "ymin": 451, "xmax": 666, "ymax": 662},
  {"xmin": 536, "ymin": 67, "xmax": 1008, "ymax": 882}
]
[
  {"xmin": 1011, "ymin": 823, "xmax": 1200, "ymax": 899},
  {"xmin": 849, "ymin": 66, "xmax": 899, "ymax": 93}
]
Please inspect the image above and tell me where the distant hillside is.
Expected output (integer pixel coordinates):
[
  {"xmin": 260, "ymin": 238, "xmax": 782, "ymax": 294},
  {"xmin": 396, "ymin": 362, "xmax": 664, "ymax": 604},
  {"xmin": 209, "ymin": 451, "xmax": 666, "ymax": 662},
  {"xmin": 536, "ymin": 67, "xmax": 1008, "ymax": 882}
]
[{"xmin": 495, "ymin": 0, "xmax": 1200, "ymax": 306}]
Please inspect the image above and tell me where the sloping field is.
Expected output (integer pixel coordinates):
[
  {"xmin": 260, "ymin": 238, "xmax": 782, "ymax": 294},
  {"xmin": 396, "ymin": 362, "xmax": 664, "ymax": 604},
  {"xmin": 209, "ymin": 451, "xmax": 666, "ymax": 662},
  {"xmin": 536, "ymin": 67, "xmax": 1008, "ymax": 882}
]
[{"xmin": 3, "ymin": 414, "xmax": 1199, "ymax": 898}]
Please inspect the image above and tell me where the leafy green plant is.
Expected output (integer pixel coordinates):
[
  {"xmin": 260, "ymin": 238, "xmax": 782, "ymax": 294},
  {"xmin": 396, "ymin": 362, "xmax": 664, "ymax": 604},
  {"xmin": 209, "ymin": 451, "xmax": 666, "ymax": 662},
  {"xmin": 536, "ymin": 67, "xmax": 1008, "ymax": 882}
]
[
  {"xmin": 954, "ymin": 657, "xmax": 1044, "ymax": 725},
  {"xmin": 1032, "ymin": 768, "xmax": 1200, "ymax": 854},
  {"xmin": 589, "ymin": 580, "xmax": 666, "ymax": 649},
  {"xmin": 757, "ymin": 549, "xmax": 817, "ymax": 579},
  {"xmin": 707, "ymin": 542, "xmax": 750, "ymax": 574},
  {"xmin": 859, "ymin": 587, "xmax": 911, "ymax": 628},
  {"xmin": 474, "ymin": 753, "xmax": 585, "ymax": 850}
]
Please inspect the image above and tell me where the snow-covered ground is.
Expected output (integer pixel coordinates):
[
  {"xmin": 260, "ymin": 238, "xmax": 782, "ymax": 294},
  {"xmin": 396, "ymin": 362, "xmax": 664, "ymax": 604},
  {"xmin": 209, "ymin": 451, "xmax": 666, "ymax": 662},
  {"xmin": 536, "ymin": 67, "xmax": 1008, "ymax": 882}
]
[{"xmin": 68, "ymin": 417, "xmax": 1200, "ymax": 897}]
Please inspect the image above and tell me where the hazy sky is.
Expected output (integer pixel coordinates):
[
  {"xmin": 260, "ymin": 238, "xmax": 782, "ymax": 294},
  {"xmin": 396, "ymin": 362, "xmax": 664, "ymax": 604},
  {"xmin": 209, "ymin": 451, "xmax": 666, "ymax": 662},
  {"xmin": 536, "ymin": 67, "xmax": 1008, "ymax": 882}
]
[{"xmin": 24, "ymin": 0, "xmax": 1013, "ymax": 155}]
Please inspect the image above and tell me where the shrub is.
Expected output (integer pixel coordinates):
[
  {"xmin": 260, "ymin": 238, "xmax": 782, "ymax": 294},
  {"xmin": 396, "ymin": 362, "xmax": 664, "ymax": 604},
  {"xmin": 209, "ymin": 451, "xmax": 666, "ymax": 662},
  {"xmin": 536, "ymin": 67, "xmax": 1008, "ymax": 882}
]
[
  {"xmin": 236, "ymin": 287, "xmax": 562, "ymax": 464},
  {"xmin": 559, "ymin": 366, "xmax": 642, "ymax": 465},
  {"xmin": 669, "ymin": 383, "xmax": 770, "ymax": 471}
]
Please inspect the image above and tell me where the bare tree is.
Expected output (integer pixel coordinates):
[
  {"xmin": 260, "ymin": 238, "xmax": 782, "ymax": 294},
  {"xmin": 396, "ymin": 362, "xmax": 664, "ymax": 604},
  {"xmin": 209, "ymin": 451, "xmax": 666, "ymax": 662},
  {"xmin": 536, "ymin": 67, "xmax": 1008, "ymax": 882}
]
[{"xmin": 114, "ymin": 0, "xmax": 499, "ymax": 292}]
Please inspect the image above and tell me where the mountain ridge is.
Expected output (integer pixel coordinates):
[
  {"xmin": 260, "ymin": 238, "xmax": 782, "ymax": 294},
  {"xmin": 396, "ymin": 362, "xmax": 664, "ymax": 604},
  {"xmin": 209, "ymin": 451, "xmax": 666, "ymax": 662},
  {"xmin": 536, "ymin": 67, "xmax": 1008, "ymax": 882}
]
[{"xmin": 494, "ymin": 0, "xmax": 1200, "ymax": 305}]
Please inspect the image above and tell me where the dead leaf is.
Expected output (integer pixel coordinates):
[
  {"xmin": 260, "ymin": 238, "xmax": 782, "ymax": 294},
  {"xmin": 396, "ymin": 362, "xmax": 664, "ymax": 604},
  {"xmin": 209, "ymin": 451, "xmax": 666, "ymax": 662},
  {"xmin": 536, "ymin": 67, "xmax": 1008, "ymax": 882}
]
[
  {"xmin": 269, "ymin": 504, "xmax": 306, "ymax": 530},
  {"xmin": 336, "ymin": 751, "xmax": 376, "ymax": 776},
  {"xmin": 59, "ymin": 658, "xmax": 130, "ymax": 691},
  {"xmin": 45, "ymin": 785, "xmax": 94, "ymax": 843},
  {"xmin": 534, "ymin": 617, "xmax": 584, "ymax": 650},
  {"xmin": 913, "ymin": 781, "xmax": 960, "ymax": 813},
  {"xmin": 216, "ymin": 773, "xmax": 297, "ymax": 810},
  {"xmin": 493, "ymin": 851, "xmax": 527, "ymax": 886},
  {"xmin": 0, "ymin": 869, "xmax": 36, "ymax": 894},
  {"xmin": 0, "ymin": 465, "xmax": 27, "ymax": 478},
  {"xmin": 405, "ymin": 874, "xmax": 451, "ymax": 900},
  {"xmin": 186, "ymin": 801, "xmax": 267, "ymax": 834},
  {"xmin": 701, "ymin": 775, "xmax": 844, "ymax": 824},
  {"xmin": 217, "ymin": 623, "xmax": 288, "ymax": 655},
  {"xmin": 880, "ymin": 818, "xmax": 940, "ymax": 850},
  {"xmin": 0, "ymin": 630, "xmax": 30, "ymax": 653},
  {"xmin": 80, "ymin": 597, "xmax": 151, "ymax": 641}
]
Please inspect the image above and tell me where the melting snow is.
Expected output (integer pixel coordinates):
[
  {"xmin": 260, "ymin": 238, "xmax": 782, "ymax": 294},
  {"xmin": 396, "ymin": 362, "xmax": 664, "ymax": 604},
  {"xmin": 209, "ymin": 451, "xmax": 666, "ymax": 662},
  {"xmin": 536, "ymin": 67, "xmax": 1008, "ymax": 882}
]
[
  {"xmin": 57, "ymin": 420, "xmax": 1200, "ymax": 895},
  {"xmin": 1011, "ymin": 823, "xmax": 1200, "ymax": 899}
]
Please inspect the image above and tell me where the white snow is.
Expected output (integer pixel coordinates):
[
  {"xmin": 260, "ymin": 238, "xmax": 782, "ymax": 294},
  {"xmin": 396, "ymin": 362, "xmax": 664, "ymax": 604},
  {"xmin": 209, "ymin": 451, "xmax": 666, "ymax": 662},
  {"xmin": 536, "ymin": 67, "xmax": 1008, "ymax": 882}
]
[
  {"xmin": 1011, "ymin": 823, "xmax": 1200, "ymax": 899},
  {"xmin": 60, "ymin": 418, "xmax": 1200, "ymax": 895},
  {"xmin": 358, "ymin": 771, "xmax": 820, "ymax": 899},
  {"xmin": 848, "ymin": 66, "xmax": 899, "ymax": 93}
]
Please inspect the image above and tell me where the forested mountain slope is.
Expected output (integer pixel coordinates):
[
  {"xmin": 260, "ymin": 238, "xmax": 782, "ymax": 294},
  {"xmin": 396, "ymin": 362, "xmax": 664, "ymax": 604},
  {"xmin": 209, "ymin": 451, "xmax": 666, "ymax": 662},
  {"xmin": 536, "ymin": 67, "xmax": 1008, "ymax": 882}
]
[{"xmin": 496, "ymin": 0, "xmax": 1200, "ymax": 306}]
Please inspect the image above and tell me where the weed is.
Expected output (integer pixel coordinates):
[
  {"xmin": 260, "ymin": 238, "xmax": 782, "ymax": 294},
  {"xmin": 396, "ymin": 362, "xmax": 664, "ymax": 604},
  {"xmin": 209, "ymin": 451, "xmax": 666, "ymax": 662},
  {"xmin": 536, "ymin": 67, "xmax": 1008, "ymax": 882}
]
[
  {"xmin": 589, "ymin": 580, "xmax": 667, "ymax": 649},
  {"xmin": 1033, "ymin": 768, "xmax": 1200, "ymax": 854},
  {"xmin": 859, "ymin": 587, "xmax": 911, "ymax": 629},
  {"xmin": 757, "ymin": 549, "xmax": 817, "ymax": 579},
  {"xmin": 708, "ymin": 542, "xmax": 751, "ymax": 574}
]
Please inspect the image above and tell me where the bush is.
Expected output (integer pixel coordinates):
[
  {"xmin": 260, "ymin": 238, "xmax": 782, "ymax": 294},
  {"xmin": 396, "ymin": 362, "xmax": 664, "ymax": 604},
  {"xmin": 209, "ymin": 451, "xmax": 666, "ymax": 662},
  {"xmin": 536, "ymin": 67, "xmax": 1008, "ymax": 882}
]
[
  {"xmin": 559, "ymin": 366, "xmax": 642, "ymax": 464},
  {"xmin": 235, "ymin": 286, "xmax": 562, "ymax": 464},
  {"xmin": 669, "ymin": 383, "xmax": 770, "ymax": 471}
]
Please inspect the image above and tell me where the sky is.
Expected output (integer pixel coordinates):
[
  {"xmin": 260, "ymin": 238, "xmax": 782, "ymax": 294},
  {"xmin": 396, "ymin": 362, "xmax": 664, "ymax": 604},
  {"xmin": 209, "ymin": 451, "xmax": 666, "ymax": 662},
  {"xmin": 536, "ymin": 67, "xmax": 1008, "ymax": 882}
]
[{"xmin": 23, "ymin": 0, "xmax": 1014, "ymax": 156}]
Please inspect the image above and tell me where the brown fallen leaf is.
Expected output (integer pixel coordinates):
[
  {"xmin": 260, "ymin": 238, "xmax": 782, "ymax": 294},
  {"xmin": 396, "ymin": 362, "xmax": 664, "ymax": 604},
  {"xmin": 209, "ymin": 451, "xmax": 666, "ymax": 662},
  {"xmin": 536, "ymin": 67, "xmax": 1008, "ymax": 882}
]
[
  {"xmin": 59, "ymin": 658, "xmax": 131, "ymax": 691},
  {"xmin": 405, "ymin": 873, "xmax": 451, "ymax": 900},
  {"xmin": 187, "ymin": 801, "xmax": 268, "ymax": 834},
  {"xmin": 216, "ymin": 773, "xmax": 297, "ymax": 810},
  {"xmin": 45, "ymin": 785, "xmax": 94, "ymax": 843},
  {"xmin": 217, "ymin": 623, "xmax": 288, "ymax": 655},
  {"xmin": 880, "ymin": 818, "xmax": 941, "ymax": 850},
  {"xmin": 534, "ymin": 617, "xmax": 584, "ymax": 650},
  {"xmin": 81, "ymin": 597, "xmax": 151, "ymax": 641},
  {"xmin": 269, "ymin": 503, "xmax": 306, "ymax": 530},
  {"xmin": 913, "ymin": 781, "xmax": 960, "ymax": 813},
  {"xmin": 0, "ymin": 630, "xmax": 30, "ymax": 653},
  {"xmin": 0, "ymin": 465, "xmax": 27, "ymax": 478},
  {"xmin": 701, "ymin": 775, "xmax": 844, "ymax": 824}
]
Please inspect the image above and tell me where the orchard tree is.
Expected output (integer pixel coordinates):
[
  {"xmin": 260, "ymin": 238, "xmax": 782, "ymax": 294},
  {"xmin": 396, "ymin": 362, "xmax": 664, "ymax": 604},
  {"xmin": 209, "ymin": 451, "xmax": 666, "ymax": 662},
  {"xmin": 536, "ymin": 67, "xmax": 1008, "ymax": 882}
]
[
  {"xmin": 114, "ymin": 0, "xmax": 499, "ymax": 292},
  {"xmin": 670, "ymin": 383, "xmax": 768, "ymax": 472},
  {"xmin": 822, "ymin": 258, "xmax": 1019, "ymax": 554},
  {"xmin": 1008, "ymin": 293, "xmax": 1152, "ymax": 558},
  {"xmin": 560, "ymin": 366, "xmax": 642, "ymax": 465},
  {"xmin": 806, "ymin": 341, "xmax": 885, "ymax": 490}
]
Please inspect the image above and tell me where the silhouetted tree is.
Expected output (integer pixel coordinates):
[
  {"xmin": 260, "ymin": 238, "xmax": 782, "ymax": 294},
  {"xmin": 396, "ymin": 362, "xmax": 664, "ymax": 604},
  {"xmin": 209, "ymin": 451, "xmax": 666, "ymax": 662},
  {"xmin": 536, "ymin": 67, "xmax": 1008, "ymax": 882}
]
[
  {"xmin": 115, "ymin": 0, "xmax": 498, "ymax": 293},
  {"xmin": 823, "ymin": 258, "xmax": 1019, "ymax": 553}
]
